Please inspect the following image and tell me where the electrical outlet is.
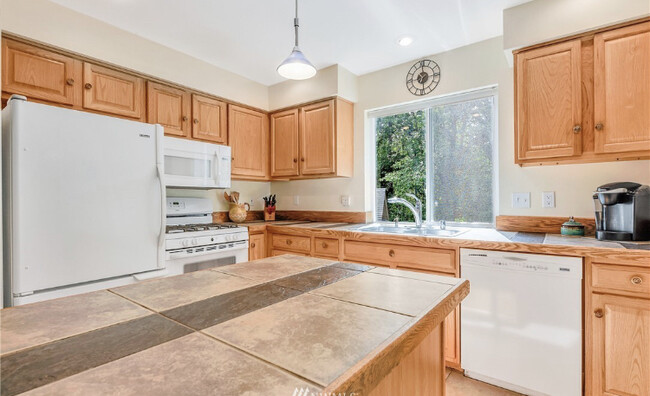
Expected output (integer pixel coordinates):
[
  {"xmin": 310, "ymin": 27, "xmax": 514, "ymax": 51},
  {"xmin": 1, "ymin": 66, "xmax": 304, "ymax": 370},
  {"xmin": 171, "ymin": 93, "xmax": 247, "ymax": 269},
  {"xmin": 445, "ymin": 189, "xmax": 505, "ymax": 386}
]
[
  {"xmin": 512, "ymin": 192, "xmax": 531, "ymax": 208},
  {"xmin": 340, "ymin": 195, "xmax": 351, "ymax": 207},
  {"xmin": 542, "ymin": 191, "xmax": 555, "ymax": 208},
  {"xmin": 293, "ymin": 195, "xmax": 300, "ymax": 206}
]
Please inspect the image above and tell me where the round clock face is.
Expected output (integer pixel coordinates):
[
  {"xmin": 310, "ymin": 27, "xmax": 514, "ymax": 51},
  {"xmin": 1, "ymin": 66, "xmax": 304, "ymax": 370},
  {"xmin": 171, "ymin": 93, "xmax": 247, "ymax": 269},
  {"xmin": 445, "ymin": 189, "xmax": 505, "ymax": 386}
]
[{"xmin": 406, "ymin": 59, "xmax": 440, "ymax": 96}]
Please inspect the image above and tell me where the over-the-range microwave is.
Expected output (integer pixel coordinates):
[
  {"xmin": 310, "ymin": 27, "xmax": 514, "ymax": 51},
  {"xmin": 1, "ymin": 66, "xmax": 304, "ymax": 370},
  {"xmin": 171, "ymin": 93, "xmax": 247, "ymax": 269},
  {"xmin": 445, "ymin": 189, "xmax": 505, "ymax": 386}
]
[{"xmin": 163, "ymin": 136, "xmax": 231, "ymax": 189}]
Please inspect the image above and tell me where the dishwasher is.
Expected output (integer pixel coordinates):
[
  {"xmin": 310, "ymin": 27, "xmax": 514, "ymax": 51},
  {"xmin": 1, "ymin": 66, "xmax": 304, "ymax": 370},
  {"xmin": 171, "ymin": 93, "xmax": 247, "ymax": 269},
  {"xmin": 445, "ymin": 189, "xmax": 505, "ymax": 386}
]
[{"xmin": 460, "ymin": 248, "xmax": 582, "ymax": 396}]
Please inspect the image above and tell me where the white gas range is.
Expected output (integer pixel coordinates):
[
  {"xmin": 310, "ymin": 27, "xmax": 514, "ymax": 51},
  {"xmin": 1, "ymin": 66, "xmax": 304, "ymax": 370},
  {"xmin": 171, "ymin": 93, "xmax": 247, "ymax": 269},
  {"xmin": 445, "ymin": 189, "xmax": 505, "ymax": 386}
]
[{"xmin": 165, "ymin": 197, "xmax": 249, "ymax": 275}]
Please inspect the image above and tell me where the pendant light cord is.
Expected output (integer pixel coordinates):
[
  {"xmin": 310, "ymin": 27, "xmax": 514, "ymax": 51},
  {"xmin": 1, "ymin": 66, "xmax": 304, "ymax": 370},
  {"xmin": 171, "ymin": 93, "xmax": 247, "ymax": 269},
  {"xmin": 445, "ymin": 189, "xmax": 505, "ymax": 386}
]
[{"xmin": 294, "ymin": 0, "xmax": 299, "ymax": 47}]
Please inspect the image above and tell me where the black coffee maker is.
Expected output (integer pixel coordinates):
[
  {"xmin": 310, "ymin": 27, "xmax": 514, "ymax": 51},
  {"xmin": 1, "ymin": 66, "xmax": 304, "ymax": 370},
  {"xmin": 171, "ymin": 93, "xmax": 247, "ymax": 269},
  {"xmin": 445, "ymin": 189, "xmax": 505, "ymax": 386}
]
[{"xmin": 593, "ymin": 182, "xmax": 650, "ymax": 241}]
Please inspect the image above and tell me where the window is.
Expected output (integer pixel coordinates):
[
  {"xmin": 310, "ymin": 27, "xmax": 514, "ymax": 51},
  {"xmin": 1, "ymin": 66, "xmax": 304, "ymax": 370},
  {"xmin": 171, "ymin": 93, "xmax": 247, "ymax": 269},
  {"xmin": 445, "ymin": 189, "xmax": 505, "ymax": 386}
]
[{"xmin": 373, "ymin": 88, "xmax": 496, "ymax": 225}]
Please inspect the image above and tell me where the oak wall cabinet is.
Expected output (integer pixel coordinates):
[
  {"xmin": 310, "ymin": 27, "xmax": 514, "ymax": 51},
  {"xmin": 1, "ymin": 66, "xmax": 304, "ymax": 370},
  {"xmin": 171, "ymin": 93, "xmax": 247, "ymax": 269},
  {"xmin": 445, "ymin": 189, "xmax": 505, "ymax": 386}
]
[
  {"xmin": 270, "ymin": 98, "xmax": 353, "ymax": 179},
  {"xmin": 146, "ymin": 82, "xmax": 191, "ymax": 138},
  {"xmin": 2, "ymin": 38, "xmax": 81, "ymax": 106},
  {"xmin": 228, "ymin": 104, "xmax": 269, "ymax": 180},
  {"xmin": 82, "ymin": 62, "xmax": 145, "ymax": 120},
  {"xmin": 191, "ymin": 94, "xmax": 228, "ymax": 144},
  {"xmin": 514, "ymin": 18, "xmax": 650, "ymax": 165}
]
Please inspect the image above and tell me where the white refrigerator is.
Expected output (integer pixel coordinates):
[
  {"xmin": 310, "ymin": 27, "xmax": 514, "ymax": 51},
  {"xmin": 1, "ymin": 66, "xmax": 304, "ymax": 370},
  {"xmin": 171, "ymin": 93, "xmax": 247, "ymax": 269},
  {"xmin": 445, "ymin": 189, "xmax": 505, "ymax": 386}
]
[{"xmin": 2, "ymin": 96, "xmax": 166, "ymax": 306}]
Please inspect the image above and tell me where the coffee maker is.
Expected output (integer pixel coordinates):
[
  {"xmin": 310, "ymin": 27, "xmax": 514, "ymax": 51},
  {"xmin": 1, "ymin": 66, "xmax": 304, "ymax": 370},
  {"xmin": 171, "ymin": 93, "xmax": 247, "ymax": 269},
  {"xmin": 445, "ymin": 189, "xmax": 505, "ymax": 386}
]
[{"xmin": 593, "ymin": 182, "xmax": 650, "ymax": 241}]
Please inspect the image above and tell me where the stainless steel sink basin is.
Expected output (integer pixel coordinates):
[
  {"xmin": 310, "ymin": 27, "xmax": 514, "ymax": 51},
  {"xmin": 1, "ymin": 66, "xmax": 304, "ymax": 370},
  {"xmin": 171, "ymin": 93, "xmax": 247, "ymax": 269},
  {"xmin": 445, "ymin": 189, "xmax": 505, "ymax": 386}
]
[{"xmin": 356, "ymin": 224, "xmax": 466, "ymax": 238}]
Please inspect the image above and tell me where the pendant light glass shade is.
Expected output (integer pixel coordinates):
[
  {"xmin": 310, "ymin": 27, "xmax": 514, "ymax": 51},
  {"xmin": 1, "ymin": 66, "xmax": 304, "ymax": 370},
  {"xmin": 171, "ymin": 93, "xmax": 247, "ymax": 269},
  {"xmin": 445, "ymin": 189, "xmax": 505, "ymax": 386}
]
[
  {"xmin": 277, "ymin": 0, "xmax": 316, "ymax": 80},
  {"xmin": 277, "ymin": 46, "xmax": 316, "ymax": 80}
]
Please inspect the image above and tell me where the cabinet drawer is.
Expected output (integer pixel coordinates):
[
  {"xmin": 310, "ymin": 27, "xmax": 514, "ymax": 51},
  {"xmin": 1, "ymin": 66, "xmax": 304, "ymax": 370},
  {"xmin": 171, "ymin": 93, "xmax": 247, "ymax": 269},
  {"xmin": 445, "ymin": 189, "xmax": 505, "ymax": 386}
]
[
  {"xmin": 314, "ymin": 237, "xmax": 339, "ymax": 257},
  {"xmin": 343, "ymin": 241, "xmax": 455, "ymax": 273},
  {"xmin": 272, "ymin": 249, "xmax": 308, "ymax": 257},
  {"xmin": 592, "ymin": 264, "xmax": 650, "ymax": 297},
  {"xmin": 271, "ymin": 234, "xmax": 311, "ymax": 253}
]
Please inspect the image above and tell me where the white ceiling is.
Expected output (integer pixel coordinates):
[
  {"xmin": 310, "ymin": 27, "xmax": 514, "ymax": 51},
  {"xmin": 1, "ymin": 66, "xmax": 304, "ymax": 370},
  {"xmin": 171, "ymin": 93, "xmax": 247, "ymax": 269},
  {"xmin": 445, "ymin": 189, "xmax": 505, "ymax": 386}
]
[{"xmin": 50, "ymin": 0, "xmax": 531, "ymax": 86}]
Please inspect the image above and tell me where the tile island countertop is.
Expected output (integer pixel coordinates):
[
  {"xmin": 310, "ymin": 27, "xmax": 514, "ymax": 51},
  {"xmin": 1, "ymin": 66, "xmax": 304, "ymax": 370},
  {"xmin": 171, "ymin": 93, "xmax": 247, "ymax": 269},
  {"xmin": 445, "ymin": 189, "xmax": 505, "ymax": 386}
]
[{"xmin": 0, "ymin": 255, "xmax": 468, "ymax": 396}]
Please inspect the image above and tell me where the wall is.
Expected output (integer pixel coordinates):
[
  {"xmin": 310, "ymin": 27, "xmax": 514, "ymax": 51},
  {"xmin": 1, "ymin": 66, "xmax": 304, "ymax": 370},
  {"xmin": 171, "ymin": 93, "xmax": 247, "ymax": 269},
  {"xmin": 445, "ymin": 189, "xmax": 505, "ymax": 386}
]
[
  {"xmin": 503, "ymin": 0, "xmax": 650, "ymax": 51},
  {"xmin": 0, "ymin": 0, "xmax": 272, "ymax": 214},
  {"xmin": 270, "ymin": 35, "xmax": 650, "ymax": 218}
]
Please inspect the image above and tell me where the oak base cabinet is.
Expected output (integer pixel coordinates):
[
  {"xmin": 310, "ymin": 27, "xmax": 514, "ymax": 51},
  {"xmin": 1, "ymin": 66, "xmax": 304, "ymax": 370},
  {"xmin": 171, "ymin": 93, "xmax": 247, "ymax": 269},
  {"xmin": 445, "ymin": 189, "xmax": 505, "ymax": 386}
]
[{"xmin": 248, "ymin": 232, "xmax": 266, "ymax": 261}]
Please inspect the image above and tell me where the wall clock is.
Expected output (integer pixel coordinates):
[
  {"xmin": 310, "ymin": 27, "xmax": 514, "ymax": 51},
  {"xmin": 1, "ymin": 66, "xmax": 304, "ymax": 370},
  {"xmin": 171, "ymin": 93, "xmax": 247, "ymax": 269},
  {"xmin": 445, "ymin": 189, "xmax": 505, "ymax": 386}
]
[{"xmin": 406, "ymin": 59, "xmax": 440, "ymax": 96}]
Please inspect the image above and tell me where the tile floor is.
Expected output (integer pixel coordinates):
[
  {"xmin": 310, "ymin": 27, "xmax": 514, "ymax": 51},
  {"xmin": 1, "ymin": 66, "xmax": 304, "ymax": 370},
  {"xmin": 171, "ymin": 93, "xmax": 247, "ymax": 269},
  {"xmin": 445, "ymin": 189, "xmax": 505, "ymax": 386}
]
[{"xmin": 446, "ymin": 369, "xmax": 523, "ymax": 395}]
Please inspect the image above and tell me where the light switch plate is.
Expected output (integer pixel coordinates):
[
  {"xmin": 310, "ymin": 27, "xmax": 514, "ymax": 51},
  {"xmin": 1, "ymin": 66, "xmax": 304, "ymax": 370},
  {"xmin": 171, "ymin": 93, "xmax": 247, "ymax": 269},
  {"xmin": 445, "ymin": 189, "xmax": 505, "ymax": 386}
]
[
  {"xmin": 542, "ymin": 191, "xmax": 555, "ymax": 208},
  {"xmin": 293, "ymin": 195, "xmax": 300, "ymax": 206},
  {"xmin": 512, "ymin": 192, "xmax": 531, "ymax": 208},
  {"xmin": 341, "ymin": 195, "xmax": 351, "ymax": 207}
]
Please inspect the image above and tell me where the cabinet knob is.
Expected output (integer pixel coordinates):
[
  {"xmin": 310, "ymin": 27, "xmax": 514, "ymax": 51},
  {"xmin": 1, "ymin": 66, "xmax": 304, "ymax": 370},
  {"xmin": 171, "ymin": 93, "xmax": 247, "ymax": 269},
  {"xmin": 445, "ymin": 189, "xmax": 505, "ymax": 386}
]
[
  {"xmin": 286, "ymin": 240, "xmax": 292, "ymax": 245},
  {"xmin": 321, "ymin": 242, "xmax": 328, "ymax": 248},
  {"xmin": 66, "ymin": 78, "xmax": 75, "ymax": 86},
  {"xmin": 301, "ymin": 157, "xmax": 305, "ymax": 162},
  {"xmin": 293, "ymin": 158, "xmax": 298, "ymax": 163},
  {"xmin": 84, "ymin": 83, "xmax": 92, "ymax": 90},
  {"xmin": 231, "ymin": 157, "xmax": 235, "ymax": 161},
  {"xmin": 572, "ymin": 125, "xmax": 581, "ymax": 134},
  {"xmin": 594, "ymin": 309, "xmax": 604, "ymax": 318},
  {"xmin": 250, "ymin": 242, "xmax": 256, "ymax": 248},
  {"xmin": 388, "ymin": 249, "xmax": 395, "ymax": 257},
  {"xmin": 631, "ymin": 276, "xmax": 643, "ymax": 285},
  {"xmin": 182, "ymin": 116, "xmax": 188, "ymax": 122},
  {"xmin": 193, "ymin": 118, "xmax": 199, "ymax": 124},
  {"xmin": 595, "ymin": 123, "xmax": 604, "ymax": 131}
]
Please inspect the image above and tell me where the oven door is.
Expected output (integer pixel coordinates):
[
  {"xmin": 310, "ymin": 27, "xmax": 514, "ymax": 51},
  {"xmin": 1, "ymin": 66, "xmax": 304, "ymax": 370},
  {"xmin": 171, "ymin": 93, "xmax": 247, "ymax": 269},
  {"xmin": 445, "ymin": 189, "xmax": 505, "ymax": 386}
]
[
  {"xmin": 163, "ymin": 136, "xmax": 231, "ymax": 189},
  {"xmin": 165, "ymin": 241, "xmax": 248, "ymax": 275}
]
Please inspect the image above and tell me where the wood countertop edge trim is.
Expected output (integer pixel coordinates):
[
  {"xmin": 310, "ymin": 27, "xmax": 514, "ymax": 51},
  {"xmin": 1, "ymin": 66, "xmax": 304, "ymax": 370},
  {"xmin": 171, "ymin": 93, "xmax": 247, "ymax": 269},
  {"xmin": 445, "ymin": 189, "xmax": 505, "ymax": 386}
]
[
  {"xmin": 264, "ymin": 225, "xmax": 650, "ymax": 266},
  {"xmin": 322, "ymin": 279, "xmax": 470, "ymax": 395}
]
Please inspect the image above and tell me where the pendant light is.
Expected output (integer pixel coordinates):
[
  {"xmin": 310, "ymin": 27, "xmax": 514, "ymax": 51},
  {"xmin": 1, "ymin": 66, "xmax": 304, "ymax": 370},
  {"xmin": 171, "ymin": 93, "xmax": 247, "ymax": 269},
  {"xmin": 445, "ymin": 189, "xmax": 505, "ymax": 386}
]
[{"xmin": 277, "ymin": 0, "xmax": 316, "ymax": 80}]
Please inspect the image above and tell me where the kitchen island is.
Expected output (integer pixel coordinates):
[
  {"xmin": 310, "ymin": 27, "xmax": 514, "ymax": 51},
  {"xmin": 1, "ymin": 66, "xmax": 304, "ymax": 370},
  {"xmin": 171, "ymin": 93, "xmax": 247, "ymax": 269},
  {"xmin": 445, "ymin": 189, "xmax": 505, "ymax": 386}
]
[{"xmin": 0, "ymin": 255, "xmax": 469, "ymax": 396}]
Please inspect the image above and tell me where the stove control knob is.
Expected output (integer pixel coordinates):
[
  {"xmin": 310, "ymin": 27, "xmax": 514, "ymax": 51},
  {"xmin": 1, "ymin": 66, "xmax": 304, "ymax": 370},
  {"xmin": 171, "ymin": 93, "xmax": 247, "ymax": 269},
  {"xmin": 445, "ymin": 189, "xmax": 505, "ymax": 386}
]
[
  {"xmin": 191, "ymin": 238, "xmax": 198, "ymax": 246},
  {"xmin": 181, "ymin": 240, "xmax": 190, "ymax": 247}
]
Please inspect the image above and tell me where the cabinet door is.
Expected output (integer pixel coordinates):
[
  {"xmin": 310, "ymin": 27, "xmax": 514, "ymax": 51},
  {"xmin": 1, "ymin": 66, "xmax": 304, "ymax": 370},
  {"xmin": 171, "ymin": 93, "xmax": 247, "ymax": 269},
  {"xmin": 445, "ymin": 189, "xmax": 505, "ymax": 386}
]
[
  {"xmin": 228, "ymin": 105, "xmax": 269, "ymax": 178},
  {"xmin": 83, "ymin": 63, "xmax": 144, "ymax": 119},
  {"xmin": 248, "ymin": 233, "xmax": 266, "ymax": 261},
  {"xmin": 515, "ymin": 40, "xmax": 582, "ymax": 161},
  {"xmin": 300, "ymin": 100, "xmax": 336, "ymax": 175},
  {"xmin": 591, "ymin": 293, "xmax": 650, "ymax": 396},
  {"xmin": 594, "ymin": 22, "xmax": 650, "ymax": 153},
  {"xmin": 191, "ymin": 94, "xmax": 227, "ymax": 144},
  {"xmin": 147, "ymin": 82, "xmax": 190, "ymax": 138},
  {"xmin": 2, "ymin": 39, "xmax": 81, "ymax": 106},
  {"xmin": 271, "ymin": 109, "xmax": 300, "ymax": 177}
]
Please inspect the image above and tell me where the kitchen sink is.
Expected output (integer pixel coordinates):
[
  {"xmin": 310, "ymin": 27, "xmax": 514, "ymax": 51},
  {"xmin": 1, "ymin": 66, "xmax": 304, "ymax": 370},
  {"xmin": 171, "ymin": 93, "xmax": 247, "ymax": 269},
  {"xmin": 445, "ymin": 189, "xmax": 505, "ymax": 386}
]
[{"xmin": 355, "ymin": 224, "xmax": 467, "ymax": 238}]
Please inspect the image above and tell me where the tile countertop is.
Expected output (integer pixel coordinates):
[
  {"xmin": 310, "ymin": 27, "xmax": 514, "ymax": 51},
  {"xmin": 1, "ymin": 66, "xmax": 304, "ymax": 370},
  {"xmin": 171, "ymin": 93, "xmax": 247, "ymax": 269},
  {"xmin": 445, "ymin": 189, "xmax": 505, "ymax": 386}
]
[
  {"xmin": 0, "ymin": 255, "xmax": 469, "ymax": 396},
  {"xmin": 244, "ymin": 221, "xmax": 650, "ymax": 266}
]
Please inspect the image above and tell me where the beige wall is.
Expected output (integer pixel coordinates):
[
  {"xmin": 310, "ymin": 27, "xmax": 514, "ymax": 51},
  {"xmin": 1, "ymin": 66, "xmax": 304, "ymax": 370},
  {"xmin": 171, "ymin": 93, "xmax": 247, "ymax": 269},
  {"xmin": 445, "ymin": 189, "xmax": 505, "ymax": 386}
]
[
  {"xmin": 0, "ymin": 0, "xmax": 269, "ymax": 110},
  {"xmin": 504, "ymin": 0, "xmax": 650, "ymax": 51},
  {"xmin": 271, "ymin": 36, "xmax": 650, "ymax": 218},
  {"xmin": 1, "ymin": 0, "xmax": 272, "ymax": 214}
]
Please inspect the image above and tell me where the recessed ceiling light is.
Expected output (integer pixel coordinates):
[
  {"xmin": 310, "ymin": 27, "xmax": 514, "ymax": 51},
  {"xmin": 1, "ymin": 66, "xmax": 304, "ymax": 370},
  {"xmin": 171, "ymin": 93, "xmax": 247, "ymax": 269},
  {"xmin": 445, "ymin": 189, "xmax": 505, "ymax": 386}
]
[{"xmin": 397, "ymin": 36, "xmax": 414, "ymax": 47}]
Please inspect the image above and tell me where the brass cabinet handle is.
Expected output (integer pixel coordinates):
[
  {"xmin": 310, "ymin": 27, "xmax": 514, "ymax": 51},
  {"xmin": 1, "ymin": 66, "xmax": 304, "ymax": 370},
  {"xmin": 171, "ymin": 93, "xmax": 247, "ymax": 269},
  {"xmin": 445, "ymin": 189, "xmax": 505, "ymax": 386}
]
[
  {"xmin": 595, "ymin": 123, "xmax": 604, "ymax": 131},
  {"xmin": 286, "ymin": 240, "xmax": 292, "ymax": 245},
  {"xmin": 193, "ymin": 118, "xmax": 199, "ymax": 124},
  {"xmin": 84, "ymin": 83, "xmax": 92, "ymax": 89},
  {"xmin": 631, "ymin": 276, "xmax": 643, "ymax": 285},
  {"xmin": 250, "ymin": 242, "xmax": 256, "ymax": 248},
  {"xmin": 293, "ymin": 158, "xmax": 298, "ymax": 163},
  {"xmin": 572, "ymin": 125, "xmax": 581, "ymax": 134},
  {"xmin": 182, "ymin": 116, "xmax": 188, "ymax": 122},
  {"xmin": 594, "ymin": 309, "xmax": 604, "ymax": 318},
  {"xmin": 388, "ymin": 249, "xmax": 395, "ymax": 257},
  {"xmin": 321, "ymin": 242, "xmax": 328, "ymax": 248},
  {"xmin": 66, "ymin": 78, "xmax": 75, "ymax": 86}
]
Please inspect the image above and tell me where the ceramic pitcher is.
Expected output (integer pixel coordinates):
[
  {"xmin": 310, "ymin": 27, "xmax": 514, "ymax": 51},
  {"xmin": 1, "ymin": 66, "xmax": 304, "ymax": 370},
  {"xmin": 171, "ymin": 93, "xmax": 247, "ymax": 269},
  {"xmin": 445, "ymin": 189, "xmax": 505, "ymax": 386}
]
[{"xmin": 228, "ymin": 202, "xmax": 250, "ymax": 223}]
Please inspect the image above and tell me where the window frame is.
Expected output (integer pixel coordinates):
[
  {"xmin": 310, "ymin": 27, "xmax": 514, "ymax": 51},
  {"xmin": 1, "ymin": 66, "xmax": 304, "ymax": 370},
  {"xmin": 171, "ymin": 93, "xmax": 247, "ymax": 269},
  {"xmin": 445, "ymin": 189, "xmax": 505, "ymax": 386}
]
[{"xmin": 369, "ymin": 86, "xmax": 499, "ymax": 227}]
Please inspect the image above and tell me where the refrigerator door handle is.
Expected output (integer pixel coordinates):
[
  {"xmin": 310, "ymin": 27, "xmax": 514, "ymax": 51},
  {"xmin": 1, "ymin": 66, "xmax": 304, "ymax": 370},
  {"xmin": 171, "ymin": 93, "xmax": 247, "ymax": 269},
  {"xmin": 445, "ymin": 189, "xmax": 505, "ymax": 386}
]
[{"xmin": 156, "ymin": 162, "xmax": 165, "ymax": 266}]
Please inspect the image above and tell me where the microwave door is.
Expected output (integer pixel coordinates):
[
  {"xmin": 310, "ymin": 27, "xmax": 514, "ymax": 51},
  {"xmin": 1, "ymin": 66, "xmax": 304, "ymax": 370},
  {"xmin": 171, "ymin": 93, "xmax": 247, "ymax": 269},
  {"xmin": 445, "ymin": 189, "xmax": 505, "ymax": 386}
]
[{"xmin": 164, "ymin": 149, "xmax": 216, "ymax": 188}]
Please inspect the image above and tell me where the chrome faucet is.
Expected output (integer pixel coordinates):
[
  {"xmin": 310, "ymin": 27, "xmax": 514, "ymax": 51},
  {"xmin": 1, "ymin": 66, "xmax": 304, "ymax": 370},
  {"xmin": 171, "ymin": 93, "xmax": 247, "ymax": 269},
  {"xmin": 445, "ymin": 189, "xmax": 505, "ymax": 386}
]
[{"xmin": 388, "ymin": 193, "xmax": 423, "ymax": 228}]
